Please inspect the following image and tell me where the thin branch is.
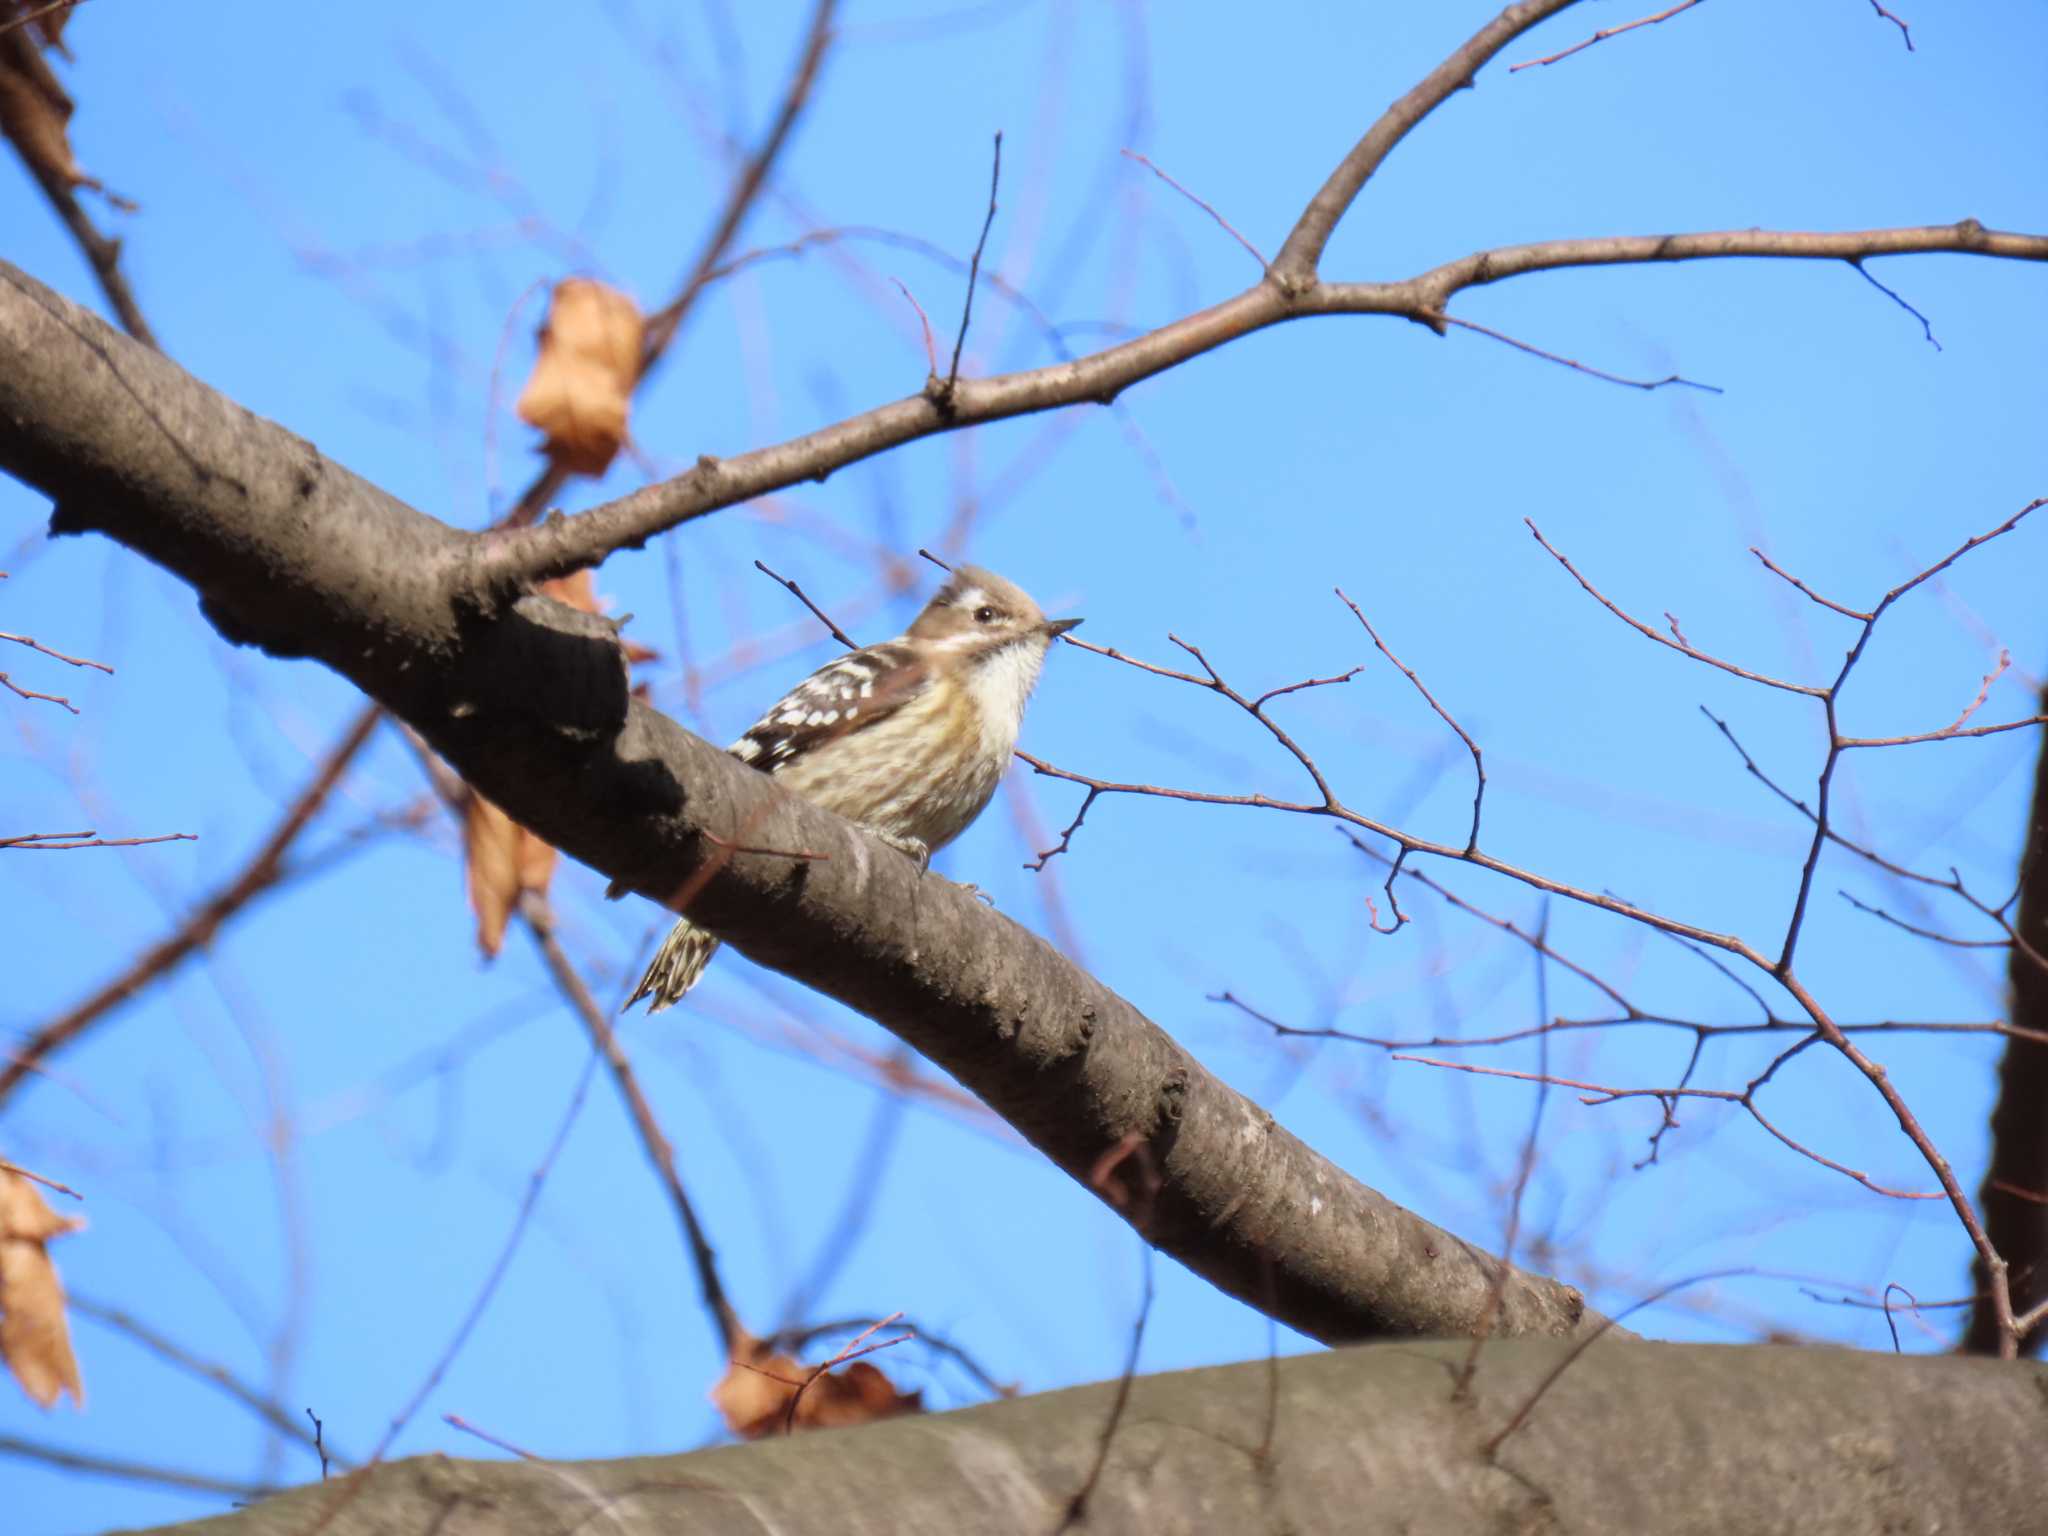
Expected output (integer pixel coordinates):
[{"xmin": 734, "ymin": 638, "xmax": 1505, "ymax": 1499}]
[
  {"xmin": 1748, "ymin": 547, "xmax": 1869, "ymax": 620},
  {"xmin": 1336, "ymin": 588, "xmax": 1485, "ymax": 852},
  {"xmin": 1526, "ymin": 520, "xmax": 1822, "ymax": 696},
  {"xmin": 1508, "ymin": 0, "xmax": 1707, "ymax": 71},
  {"xmin": 68, "ymin": 1293, "xmax": 351, "ymax": 1468},
  {"xmin": 1433, "ymin": 311, "xmax": 1721, "ymax": 393},
  {"xmin": 1854, "ymin": 261, "xmax": 1940, "ymax": 349},
  {"xmin": 0, "ymin": 628, "xmax": 113, "ymax": 670},
  {"xmin": 1482, "ymin": 1269, "xmax": 1756, "ymax": 1457},
  {"xmin": 520, "ymin": 893, "xmax": 746, "ymax": 1355},
  {"xmin": 777, "ymin": 1313, "xmax": 914, "ymax": 1435},
  {"xmin": 943, "ymin": 130, "xmax": 1003, "ymax": 394},
  {"xmin": 1839, "ymin": 713, "xmax": 2048, "ymax": 751},
  {"xmin": 889, "ymin": 277, "xmax": 938, "ymax": 376},
  {"xmin": 1, "ymin": 829, "xmax": 196, "ymax": 850},
  {"xmin": 0, "ymin": 0, "xmax": 89, "ymax": 44},
  {"xmin": 474, "ymin": 222, "xmax": 2048, "ymax": 587},
  {"xmin": 0, "ymin": 1157, "xmax": 80, "ymax": 1198},
  {"xmin": 342, "ymin": 1045, "xmax": 604, "ymax": 1494},
  {"xmin": 1401, "ymin": 1049, "xmax": 1945, "ymax": 1201},
  {"xmin": 0, "ymin": 702, "xmax": 380, "ymax": 1109},
  {"xmin": 752, "ymin": 560, "xmax": 859, "ymax": 650},
  {"xmin": 1272, "ymin": 0, "xmax": 1581, "ymax": 277},
  {"xmin": 1, "ymin": 671, "xmax": 77, "ymax": 710},
  {"xmin": 766, "ymin": 1315, "xmax": 1011, "ymax": 1400},
  {"xmin": 1863, "ymin": 0, "xmax": 1913, "ymax": 50},
  {"xmin": 1121, "ymin": 148, "xmax": 1268, "ymax": 271},
  {"xmin": 0, "ymin": 1436, "xmax": 276, "ymax": 1501}
]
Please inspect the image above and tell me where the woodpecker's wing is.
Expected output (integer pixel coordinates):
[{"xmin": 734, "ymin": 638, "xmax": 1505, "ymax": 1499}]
[{"xmin": 727, "ymin": 642, "xmax": 931, "ymax": 772}]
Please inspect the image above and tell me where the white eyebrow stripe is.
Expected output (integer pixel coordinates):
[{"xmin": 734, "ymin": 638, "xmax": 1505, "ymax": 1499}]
[{"xmin": 954, "ymin": 587, "xmax": 986, "ymax": 611}]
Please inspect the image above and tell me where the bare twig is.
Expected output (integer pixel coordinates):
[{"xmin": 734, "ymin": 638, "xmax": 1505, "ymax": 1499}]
[
  {"xmin": 1854, "ymin": 261, "xmax": 1940, "ymax": 349},
  {"xmin": 1454, "ymin": 901, "xmax": 1553, "ymax": 1399},
  {"xmin": 0, "ymin": 0, "xmax": 90, "ymax": 44},
  {"xmin": 520, "ymin": 893, "xmax": 746, "ymax": 1355},
  {"xmin": 1509, "ymin": 0, "xmax": 1708, "ymax": 71},
  {"xmin": 1337, "ymin": 588, "xmax": 1485, "ymax": 851},
  {"xmin": 0, "ymin": 1436, "xmax": 276, "ymax": 1501},
  {"xmin": 1864, "ymin": 0, "xmax": 1913, "ymax": 50},
  {"xmin": 0, "ymin": 1157, "xmax": 80, "ymax": 1198},
  {"xmin": 1, "ymin": 672, "xmax": 78, "ymax": 710},
  {"xmin": 942, "ymin": 131, "xmax": 1003, "ymax": 394},
  {"xmin": 1433, "ymin": 311, "xmax": 1721, "ymax": 394},
  {"xmin": 0, "ymin": 703, "xmax": 380, "ymax": 1109},
  {"xmin": 68, "ymin": 1293, "xmax": 351, "ymax": 1468},
  {"xmin": 1527, "ymin": 520, "xmax": 1821, "ymax": 696},
  {"xmin": 1121, "ymin": 148, "xmax": 1268, "ymax": 271},
  {"xmin": 1748, "ymin": 546, "xmax": 1869, "ymax": 620},
  {"xmin": 1483, "ymin": 1269, "xmax": 1756, "ymax": 1457},
  {"xmin": 1056, "ymin": 1248, "xmax": 1154, "ymax": 1532},
  {"xmin": 752, "ymin": 560, "xmax": 859, "ymax": 650},
  {"xmin": 889, "ymin": 277, "xmax": 938, "ymax": 376},
  {"xmin": 0, "ymin": 830, "xmax": 195, "ymax": 850},
  {"xmin": 307, "ymin": 1409, "xmax": 331, "ymax": 1479},
  {"xmin": 776, "ymin": 1313, "xmax": 913, "ymax": 1435},
  {"xmin": 0, "ymin": 628, "xmax": 113, "ymax": 670}
]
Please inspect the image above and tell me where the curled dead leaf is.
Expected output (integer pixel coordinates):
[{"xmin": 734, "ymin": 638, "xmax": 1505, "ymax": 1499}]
[
  {"xmin": 712, "ymin": 1330, "xmax": 922, "ymax": 1439},
  {"xmin": 516, "ymin": 278, "xmax": 643, "ymax": 477},
  {"xmin": 454, "ymin": 568, "xmax": 655, "ymax": 956},
  {"xmin": 462, "ymin": 792, "xmax": 556, "ymax": 959},
  {"xmin": 0, "ymin": 14, "xmax": 106, "ymax": 197},
  {"xmin": 0, "ymin": 1170, "xmax": 84, "ymax": 1409}
]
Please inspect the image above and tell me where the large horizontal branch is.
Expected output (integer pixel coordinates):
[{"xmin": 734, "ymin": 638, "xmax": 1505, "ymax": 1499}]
[
  {"xmin": 0, "ymin": 262, "xmax": 1599, "ymax": 1346},
  {"xmin": 472, "ymin": 219, "xmax": 2047, "ymax": 590},
  {"xmin": 117, "ymin": 1340, "xmax": 2048, "ymax": 1536}
]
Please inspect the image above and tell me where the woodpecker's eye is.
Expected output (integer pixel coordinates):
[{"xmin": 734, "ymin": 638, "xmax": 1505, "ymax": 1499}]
[{"xmin": 974, "ymin": 606, "xmax": 997, "ymax": 624}]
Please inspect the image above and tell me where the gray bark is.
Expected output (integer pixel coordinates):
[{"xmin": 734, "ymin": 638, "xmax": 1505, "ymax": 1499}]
[
  {"xmin": 128, "ymin": 1340, "xmax": 2048, "ymax": 1536},
  {"xmin": 1967, "ymin": 678, "xmax": 2048, "ymax": 1356},
  {"xmin": 0, "ymin": 262, "xmax": 1597, "ymax": 1346}
]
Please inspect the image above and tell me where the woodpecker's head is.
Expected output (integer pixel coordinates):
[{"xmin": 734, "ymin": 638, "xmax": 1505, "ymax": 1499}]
[
  {"xmin": 908, "ymin": 565, "xmax": 1081, "ymax": 654},
  {"xmin": 907, "ymin": 565, "xmax": 1080, "ymax": 737}
]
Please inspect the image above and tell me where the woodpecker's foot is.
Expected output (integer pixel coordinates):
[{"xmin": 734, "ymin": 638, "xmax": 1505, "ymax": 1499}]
[{"xmin": 875, "ymin": 831, "xmax": 931, "ymax": 871}]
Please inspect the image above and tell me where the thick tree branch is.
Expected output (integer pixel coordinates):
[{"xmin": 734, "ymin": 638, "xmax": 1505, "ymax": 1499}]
[
  {"xmin": 104, "ymin": 1341, "xmax": 2048, "ymax": 1536},
  {"xmin": 473, "ymin": 219, "xmax": 2047, "ymax": 590},
  {"xmin": 0, "ymin": 263, "xmax": 1601, "ymax": 1347},
  {"xmin": 1271, "ymin": 0, "xmax": 1581, "ymax": 280},
  {"xmin": 1965, "ymin": 679, "xmax": 2048, "ymax": 1357}
]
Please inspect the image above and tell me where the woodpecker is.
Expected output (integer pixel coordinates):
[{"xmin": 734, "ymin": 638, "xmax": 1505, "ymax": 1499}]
[{"xmin": 626, "ymin": 565, "xmax": 1080, "ymax": 1013}]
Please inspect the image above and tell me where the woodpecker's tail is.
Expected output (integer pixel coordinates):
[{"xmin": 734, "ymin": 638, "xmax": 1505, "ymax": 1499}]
[{"xmin": 625, "ymin": 919, "xmax": 722, "ymax": 1013}]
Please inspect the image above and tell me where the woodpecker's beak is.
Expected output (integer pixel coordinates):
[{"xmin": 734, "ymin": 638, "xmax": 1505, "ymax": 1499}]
[{"xmin": 1045, "ymin": 617, "xmax": 1084, "ymax": 639}]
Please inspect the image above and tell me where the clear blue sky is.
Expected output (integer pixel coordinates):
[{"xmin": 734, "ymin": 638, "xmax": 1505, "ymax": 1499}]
[{"xmin": 3, "ymin": 3, "xmax": 2045, "ymax": 1530}]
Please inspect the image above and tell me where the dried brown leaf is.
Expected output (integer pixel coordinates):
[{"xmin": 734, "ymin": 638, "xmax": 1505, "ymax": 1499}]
[
  {"xmin": 712, "ymin": 1332, "xmax": 922, "ymax": 1439},
  {"xmin": 453, "ymin": 566, "xmax": 655, "ymax": 954},
  {"xmin": 515, "ymin": 278, "xmax": 643, "ymax": 477},
  {"xmin": 462, "ymin": 792, "xmax": 556, "ymax": 959},
  {"xmin": 0, "ymin": 33, "xmax": 91, "ymax": 192},
  {"xmin": 0, "ymin": 1171, "xmax": 84, "ymax": 1409}
]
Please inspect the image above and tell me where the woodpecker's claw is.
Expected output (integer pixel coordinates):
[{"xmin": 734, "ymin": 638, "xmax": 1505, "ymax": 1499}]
[{"xmin": 874, "ymin": 830, "xmax": 931, "ymax": 870}]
